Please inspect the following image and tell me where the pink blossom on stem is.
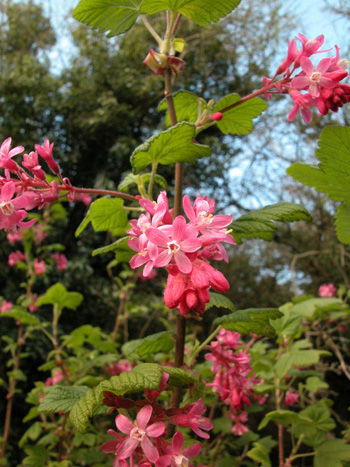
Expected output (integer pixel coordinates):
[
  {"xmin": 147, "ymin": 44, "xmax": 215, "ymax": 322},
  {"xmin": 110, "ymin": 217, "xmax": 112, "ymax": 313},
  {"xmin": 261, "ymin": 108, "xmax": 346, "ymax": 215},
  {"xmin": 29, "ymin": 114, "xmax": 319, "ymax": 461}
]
[
  {"xmin": 104, "ymin": 360, "xmax": 133, "ymax": 377},
  {"xmin": 287, "ymin": 90, "xmax": 315, "ymax": 124},
  {"xmin": 35, "ymin": 140, "xmax": 61, "ymax": 175},
  {"xmin": 146, "ymin": 216, "xmax": 201, "ymax": 274},
  {"xmin": 276, "ymin": 39, "xmax": 298, "ymax": 76},
  {"xmin": 169, "ymin": 399, "xmax": 213, "ymax": 439},
  {"xmin": 0, "ymin": 181, "xmax": 37, "ymax": 232},
  {"xmin": 143, "ymin": 49, "xmax": 186, "ymax": 75},
  {"xmin": 7, "ymin": 229, "xmax": 23, "ymax": 243},
  {"xmin": 228, "ymin": 410, "xmax": 249, "ymax": 436},
  {"xmin": 318, "ymin": 283, "xmax": 337, "ymax": 297},
  {"xmin": 114, "ymin": 405, "xmax": 165, "ymax": 463},
  {"xmin": 34, "ymin": 258, "xmax": 46, "ymax": 275},
  {"xmin": 156, "ymin": 432, "xmax": 201, "ymax": 467},
  {"xmin": 22, "ymin": 151, "xmax": 46, "ymax": 180},
  {"xmin": 285, "ymin": 390, "xmax": 299, "ymax": 406},
  {"xmin": 0, "ymin": 137, "xmax": 24, "ymax": 172},
  {"xmin": 51, "ymin": 253, "xmax": 68, "ymax": 271},
  {"xmin": 291, "ymin": 57, "xmax": 345, "ymax": 98},
  {"xmin": 1, "ymin": 300, "xmax": 13, "ymax": 313},
  {"xmin": 8, "ymin": 250, "xmax": 27, "ymax": 266},
  {"xmin": 28, "ymin": 293, "xmax": 39, "ymax": 313}
]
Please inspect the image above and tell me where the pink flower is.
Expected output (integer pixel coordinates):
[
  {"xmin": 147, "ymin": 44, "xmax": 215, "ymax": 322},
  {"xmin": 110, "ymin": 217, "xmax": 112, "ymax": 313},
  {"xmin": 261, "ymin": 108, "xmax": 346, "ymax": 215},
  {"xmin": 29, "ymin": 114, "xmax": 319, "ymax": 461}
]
[
  {"xmin": 7, "ymin": 229, "xmax": 23, "ymax": 242},
  {"xmin": 1, "ymin": 300, "xmax": 13, "ymax": 313},
  {"xmin": 285, "ymin": 390, "xmax": 299, "ymax": 406},
  {"xmin": 22, "ymin": 151, "xmax": 46, "ymax": 180},
  {"xmin": 51, "ymin": 253, "xmax": 68, "ymax": 271},
  {"xmin": 164, "ymin": 259, "xmax": 229, "ymax": 315},
  {"xmin": 170, "ymin": 399, "xmax": 213, "ymax": 439},
  {"xmin": 28, "ymin": 294, "xmax": 39, "ymax": 313},
  {"xmin": 146, "ymin": 216, "xmax": 201, "ymax": 274},
  {"xmin": 8, "ymin": 250, "xmax": 27, "ymax": 266},
  {"xmin": 35, "ymin": 140, "xmax": 61, "ymax": 175},
  {"xmin": 156, "ymin": 432, "xmax": 201, "ymax": 467},
  {"xmin": 291, "ymin": 57, "xmax": 343, "ymax": 98},
  {"xmin": 104, "ymin": 360, "xmax": 133, "ymax": 376},
  {"xmin": 0, "ymin": 181, "xmax": 37, "ymax": 232},
  {"xmin": 34, "ymin": 258, "xmax": 46, "ymax": 275},
  {"xmin": 287, "ymin": 89, "xmax": 315, "ymax": 123},
  {"xmin": 318, "ymin": 283, "xmax": 337, "ymax": 297},
  {"xmin": 44, "ymin": 368, "xmax": 65, "ymax": 386},
  {"xmin": 228, "ymin": 410, "xmax": 249, "ymax": 436},
  {"xmin": 114, "ymin": 405, "xmax": 165, "ymax": 463},
  {"xmin": 276, "ymin": 39, "xmax": 298, "ymax": 76},
  {"xmin": 34, "ymin": 224, "xmax": 48, "ymax": 245},
  {"xmin": 294, "ymin": 34, "xmax": 328, "ymax": 67},
  {"xmin": 0, "ymin": 138, "xmax": 24, "ymax": 172}
]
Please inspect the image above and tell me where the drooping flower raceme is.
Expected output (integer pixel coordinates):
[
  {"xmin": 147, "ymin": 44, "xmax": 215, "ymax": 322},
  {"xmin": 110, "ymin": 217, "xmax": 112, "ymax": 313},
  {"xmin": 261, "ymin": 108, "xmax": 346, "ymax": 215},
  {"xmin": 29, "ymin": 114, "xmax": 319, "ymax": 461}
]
[
  {"xmin": 205, "ymin": 329, "xmax": 261, "ymax": 435},
  {"xmin": 128, "ymin": 192, "xmax": 233, "ymax": 314},
  {"xmin": 263, "ymin": 34, "xmax": 349, "ymax": 123},
  {"xmin": 0, "ymin": 138, "xmax": 91, "ymax": 233}
]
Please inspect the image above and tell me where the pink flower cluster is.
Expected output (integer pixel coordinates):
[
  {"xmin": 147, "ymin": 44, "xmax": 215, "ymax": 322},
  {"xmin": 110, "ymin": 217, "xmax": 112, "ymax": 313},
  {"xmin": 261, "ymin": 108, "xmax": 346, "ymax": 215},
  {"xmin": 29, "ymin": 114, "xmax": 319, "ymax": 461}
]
[
  {"xmin": 264, "ymin": 34, "xmax": 349, "ymax": 123},
  {"xmin": 128, "ymin": 192, "xmax": 233, "ymax": 315},
  {"xmin": 0, "ymin": 138, "xmax": 91, "ymax": 233},
  {"xmin": 101, "ymin": 395, "xmax": 211, "ymax": 467},
  {"xmin": 205, "ymin": 329, "xmax": 261, "ymax": 436},
  {"xmin": 318, "ymin": 283, "xmax": 337, "ymax": 297}
]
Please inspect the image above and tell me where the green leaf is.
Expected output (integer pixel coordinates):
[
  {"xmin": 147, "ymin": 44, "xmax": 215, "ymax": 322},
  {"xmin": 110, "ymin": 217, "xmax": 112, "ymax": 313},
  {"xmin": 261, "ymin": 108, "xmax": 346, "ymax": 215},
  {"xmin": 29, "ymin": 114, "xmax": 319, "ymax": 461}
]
[
  {"xmin": 213, "ymin": 308, "xmax": 282, "ymax": 338},
  {"xmin": 213, "ymin": 94, "xmax": 267, "ymax": 135},
  {"xmin": 335, "ymin": 203, "xmax": 350, "ymax": 244},
  {"xmin": 7, "ymin": 369, "xmax": 27, "ymax": 382},
  {"xmin": 314, "ymin": 439, "xmax": 350, "ymax": 467},
  {"xmin": 230, "ymin": 202, "xmax": 312, "ymax": 243},
  {"xmin": 69, "ymin": 363, "xmax": 196, "ymax": 431},
  {"xmin": 247, "ymin": 442, "xmax": 271, "ymax": 467},
  {"xmin": 258, "ymin": 410, "xmax": 300, "ymax": 430},
  {"xmin": 287, "ymin": 126, "xmax": 350, "ymax": 244},
  {"xmin": 274, "ymin": 349, "xmax": 330, "ymax": 379},
  {"xmin": 205, "ymin": 292, "xmax": 235, "ymax": 311},
  {"xmin": 118, "ymin": 172, "xmax": 167, "ymax": 192},
  {"xmin": 22, "ymin": 445, "xmax": 50, "ymax": 467},
  {"xmin": 131, "ymin": 122, "xmax": 211, "ymax": 174},
  {"xmin": 36, "ymin": 283, "xmax": 83, "ymax": 311},
  {"xmin": 122, "ymin": 332, "xmax": 174, "ymax": 358},
  {"xmin": 305, "ymin": 376, "xmax": 329, "ymax": 393},
  {"xmin": 158, "ymin": 91, "xmax": 203, "ymax": 126},
  {"xmin": 73, "ymin": 0, "xmax": 142, "ymax": 37},
  {"xmin": 75, "ymin": 197, "xmax": 128, "ymax": 236},
  {"xmin": 39, "ymin": 386, "xmax": 90, "ymax": 414},
  {"xmin": 137, "ymin": 332, "xmax": 174, "ymax": 357},
  {"xmin": 90, "ymin": 197, "xmax": 128, "ymax": 232},
  {"xmin": 92, "ymin": 236, "xmax": 131, "ymax": 256},
  {"xmin": 0, "ymin": 307, "xmax": 40, "ymax": 325},
  {"xmin": 289, "ymin": 297, "xmax": 344, "ymax": 320},
  {"xmin": 140, "ymin": 0, "xmax": 241, "ymax": 26},
  {"xmin": 19, "ymin": 422, "xmax": 43, "ymax": 448}
]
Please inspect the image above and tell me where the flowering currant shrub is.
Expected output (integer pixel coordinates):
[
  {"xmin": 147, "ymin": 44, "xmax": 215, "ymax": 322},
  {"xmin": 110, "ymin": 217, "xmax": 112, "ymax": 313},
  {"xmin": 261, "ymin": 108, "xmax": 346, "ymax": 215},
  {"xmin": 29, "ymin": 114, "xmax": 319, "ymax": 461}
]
[{"xmin": 1, "ymin": 0, "xmax": 350, "ymax": 466}]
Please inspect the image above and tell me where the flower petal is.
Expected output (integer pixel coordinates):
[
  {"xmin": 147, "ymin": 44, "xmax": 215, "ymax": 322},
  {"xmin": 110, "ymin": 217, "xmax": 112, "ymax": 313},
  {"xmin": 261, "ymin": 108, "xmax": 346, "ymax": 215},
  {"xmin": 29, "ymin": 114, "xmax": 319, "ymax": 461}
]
[
  {"xmin": 174, "ymin": 251, "xmax": 192, "ymax": 274},
  {"xmin": 116, "ymin": 414, "xmax": 135, "ymax": 434},
  {"xmin": 141, "ymin": 435, "xmax": 159, "ymax": 463},
  {"xmin": 146, "ymin": 422, "xmax": 165, "ymax": 438},
  {"xmin": 136, "ymin": 405, "xmax": 153, "ymax": 429}
]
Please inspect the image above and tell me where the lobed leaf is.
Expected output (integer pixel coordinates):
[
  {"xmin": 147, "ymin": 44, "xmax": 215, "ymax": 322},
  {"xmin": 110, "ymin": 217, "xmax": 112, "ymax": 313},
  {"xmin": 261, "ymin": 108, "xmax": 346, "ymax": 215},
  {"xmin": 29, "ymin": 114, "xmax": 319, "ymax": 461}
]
[
  {"xmin": 130, "ymin": 122, "xmax": 211, "ymax": 174},
  {"xmin": 39, "ymin": 386, "xmax": 90, "ymax": 414},
  {"xmin": 73, "ymin": 0, "xmax": 143, "ymax": 37},
  {"xmin": 35, "ymin": 283, "xmax": 83, "ymax": 311},
  {"xmin": 213, "ymin": 308, "xmax": 282, "ymax": 338},
  {"xmin": 205, "ymin": 292, "xmax": 235, "ymax": 311},
  {"xmin": 158, "ymin": 91, "xmax": 203, "ymax": 126},
  {"xmin": 75, "ymin": 197, "xmax": 128, "ymax": 236},
  {"xmin": 92, "ymin": 236, "xmax": 131, "ymax": 257},
  {"xmin": 118, "ymin": 172, "xmax": 167, "ymax": 192},
  {"xmin": 140, "ymin": 0, "xmax": 241, "ymax": 27},
  {"xmin": 287, "ymin": 126, "xmax": 350, "ymax": 244},
  {"xmin": 230, "ymin": 202, "xmax": 312, "ymax": 243},
  {"xmin": 213, "ymin": 94, "xmax": 267, "ymax": 135},
  {"xmin": 0, "ymin": 307, "xmax": 40, "ymax": 325},
  {"xmin": 314, "ymin": 439, "xmax": 350, "ymax": 467}
]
